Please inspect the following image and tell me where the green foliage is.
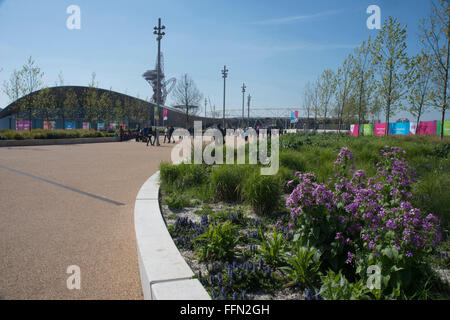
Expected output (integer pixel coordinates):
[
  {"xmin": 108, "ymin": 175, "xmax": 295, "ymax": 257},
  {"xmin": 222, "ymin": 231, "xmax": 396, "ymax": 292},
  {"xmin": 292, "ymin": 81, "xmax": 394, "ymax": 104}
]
[
  {"xmin": 257, "ymin": 227, "xmax": 288, "ymax": 267},
  {"xmin": 209, "ymin": 206, "xmax": 248, "ymax": 226},
  {"xmin": 281, "ymin": 236, "xmax": 322, "ymax": 287},
  {"xmin": 163, "ymin": 193, "xmax": 191, "ymax": 210},
  {"xmin": 160, "ymin": 163, "xmax": 210, "ymax": 191},
  {"xmin": 194, "ymin": 204, "xmax": 214, "ymax": 217},
  {"xmin": 243, "ymin": 173, "xmax": 282, "ymax": 216},
  {"xmin": 319, "ymin": 270, "xmax": 371, "ymax": 300},
  {"xmin": 195, "ymin": 221, "xmax": 241, "ymax": 261},
  {"xmin": 279, "ymin": 151, "xmax": 306, "ymax": 172},
  {"xmin": 433, "ymin": 143, "xmax": 450, "ymax": 158},
  {"xmin": 209, "ymin": 165, "xmax": 253, "ymax": 201},
  {"xmin": 0, "ymin": 129, "xmax": 113, "ymax": 140},
  {"xmin": 412, "ymin": 167, "xmax": 450, "ymax": 235}
]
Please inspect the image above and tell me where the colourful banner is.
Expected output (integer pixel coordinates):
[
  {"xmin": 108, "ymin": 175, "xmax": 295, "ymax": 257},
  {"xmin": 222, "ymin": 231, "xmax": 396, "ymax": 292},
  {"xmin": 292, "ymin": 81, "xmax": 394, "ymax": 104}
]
[
  {"xmin": 154, "ymin": 106, "xmax": 158, "ymax": 120},
  {"xmin": 350, "ymin": 124, "xmax": 360, "ymax": 136},
  {"xmin": 109, "ymin": 123, "xmax": 118, "ymax": 130},
  {"xmin": 15, "ymin": 120, "xmax": 31, "ymax": 131},
  {"xmin": 65, "ymin": 121, "xmax": 76, "ymax": 130},
  {"xmin": 362, "ymin": 124, "xmax": 373, "ymax": 136},
  {"xmin": 409, "ymin": 122, "xmax": 417, "ymax": 135},
  {"xmin": 437, "ymin": 120, "xmax": 450, "ymax": 136},
  {"xmin": 290, "ymin": 111, "xmax": 298, "ymax": 124},
  {"xmin": 417, "ymin": 121, "xmax": 437, "ymax": 135},
  {"xmin": 389, "ymin": 122, "xmax": 409, "ymax": 135},
  {"xmin": 43, "ymin": 121, "xmax": 56, "ymax": 130},
  {"xmin": 82, "ymin": 122, "xmax": 90, "ymax": 130},
  {"xmin": 97, "ymin": 122, "xmax": 105, "ymax": 130},
  {"xmin": 163, "ymin": 109, "xmax": 168, "ymax": 121},
  {"xmin": 374, "ymin": 123, "xmax": 386, "ymax": 136}
]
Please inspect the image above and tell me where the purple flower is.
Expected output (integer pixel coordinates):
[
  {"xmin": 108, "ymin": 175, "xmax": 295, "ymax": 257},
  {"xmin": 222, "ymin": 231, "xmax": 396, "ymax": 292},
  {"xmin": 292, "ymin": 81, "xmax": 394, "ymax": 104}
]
[{"xmin": 346, "ymin": 251, "xmax": 354, "ymax": 264}]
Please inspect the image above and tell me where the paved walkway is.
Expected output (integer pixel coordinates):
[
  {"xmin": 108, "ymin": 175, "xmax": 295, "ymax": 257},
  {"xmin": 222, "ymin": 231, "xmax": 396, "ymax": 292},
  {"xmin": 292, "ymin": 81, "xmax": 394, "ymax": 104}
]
[{"xmin": 0, "ymin": 140, "xmax": 174, "ymax": 299}]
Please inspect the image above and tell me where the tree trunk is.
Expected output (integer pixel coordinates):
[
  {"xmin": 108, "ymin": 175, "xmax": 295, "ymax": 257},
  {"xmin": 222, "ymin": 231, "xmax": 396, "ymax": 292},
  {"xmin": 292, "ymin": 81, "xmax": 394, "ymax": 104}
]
[
  {"xmin": 441, "ymin": 38, "xmax": 450, "ymax": 140},
  {"xmin": 358, "ymin": 78, "xmax": 364, "ymax": 137},
  {"xmin": 386, "ymin": 64, "xmax": 393, "ymax": 136}
]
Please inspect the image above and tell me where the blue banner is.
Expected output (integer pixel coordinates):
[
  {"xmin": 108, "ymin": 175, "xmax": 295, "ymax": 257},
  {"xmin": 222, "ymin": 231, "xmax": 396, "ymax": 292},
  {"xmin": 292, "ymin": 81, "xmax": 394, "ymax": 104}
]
[
  {"xmin": 389, "ymin": 122, "xmax": 409, "ymax": 135},
  {"xmin": 65, "ymin": 121, "xmax": 76, "ymax": 130}
]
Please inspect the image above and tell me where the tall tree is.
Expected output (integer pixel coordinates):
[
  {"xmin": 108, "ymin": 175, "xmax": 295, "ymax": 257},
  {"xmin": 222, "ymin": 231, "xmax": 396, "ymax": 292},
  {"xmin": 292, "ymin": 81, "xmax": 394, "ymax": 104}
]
[
  {"xmin": 36, "ymin": 87, "xmax": 56, "ymax": 124},
  {"xmin": 54, "ymin": 70, "xmax": 66, "ymax": 127},
  {"xmin": 84, "ymin": 72, "xmax": 99, "ymax": 127},
  {"xmin": 406, "ymin": 52, "xmax": 434, "ymax": 127},
  {"xmin": 114, "ymin": 97, "xmax": 125, "ymax": 126},
  {"xmin": 302, "ymin": 82, "xmax": 314, "ymax": 130},
  {"xmin": 354, "ymin": 38, "xmax": 375, "ymax": 135},
  {"xmin": 371, "ymin": 16, "xmax": 409, "ymax": 135},
  {"xmin": 335, "ymin": 54, "xmax": 356, "ymax": 132},
  {"xmin": 64, "ymin": 88, "xmax": 79, "ymax": 124},
  {"xmin": 317, "ymin": 69, "xmax": 336, "ymax": 130},
  {"xmin": 2, "ymin": 69, "xmax": 24, "ymax": 106},
  {"xmin": 420, "ymin": 0, "xmax": 450, "ymax": 139},
  {"xmin": 171, "ymin": 74, "xmax": 203, "ymax": 128},
  {"xmin": 19, "ymin": 56, "xmax": 44, "ymax": 130},
  {"xmin": 311, "ymin": 79, "xmax": 321, "ymax": 130},
  {"xmin": 99, "ymin": 90, "xmax": 113, "ymax": 124}
]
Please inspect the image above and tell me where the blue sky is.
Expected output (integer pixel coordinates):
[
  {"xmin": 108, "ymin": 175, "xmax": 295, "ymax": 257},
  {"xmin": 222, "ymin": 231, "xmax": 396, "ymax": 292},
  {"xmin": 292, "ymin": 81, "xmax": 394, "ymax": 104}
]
[{"xmin": 0, "ymin": 0, "xmax": 447, "ymax": 121}]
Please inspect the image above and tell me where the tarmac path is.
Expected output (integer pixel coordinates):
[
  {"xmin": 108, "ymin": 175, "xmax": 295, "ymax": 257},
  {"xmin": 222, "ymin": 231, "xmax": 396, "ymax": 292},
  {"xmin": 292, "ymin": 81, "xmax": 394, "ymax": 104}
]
[{"xmin": 0, "ymin": 140, "xmax": 174, "ymax": 299}]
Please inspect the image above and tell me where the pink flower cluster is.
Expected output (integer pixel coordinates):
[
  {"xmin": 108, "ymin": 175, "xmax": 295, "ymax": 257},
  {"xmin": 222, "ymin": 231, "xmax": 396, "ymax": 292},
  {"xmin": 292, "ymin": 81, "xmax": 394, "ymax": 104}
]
[{"xmin": 286, "ymin": 146, "xmax": 441, "ymax": 261}]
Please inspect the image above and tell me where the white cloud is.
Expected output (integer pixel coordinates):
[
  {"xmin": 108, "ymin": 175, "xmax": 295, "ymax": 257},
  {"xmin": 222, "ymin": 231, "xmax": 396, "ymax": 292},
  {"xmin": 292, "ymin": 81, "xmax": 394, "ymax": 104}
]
[{"xmin": 251, "ymin": 10, "xmax": 343, "ymax": 25}]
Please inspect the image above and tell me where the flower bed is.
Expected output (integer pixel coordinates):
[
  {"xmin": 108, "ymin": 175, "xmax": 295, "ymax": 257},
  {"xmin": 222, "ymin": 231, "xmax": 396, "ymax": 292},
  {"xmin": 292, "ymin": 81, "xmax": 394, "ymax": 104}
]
[
  {"xmin": 0, "ymin": 129, "xmax": 115, "ymax": 140},
  {"xmin": 159, "ymin": 133, "xmax": 450, "ymax": 300}
]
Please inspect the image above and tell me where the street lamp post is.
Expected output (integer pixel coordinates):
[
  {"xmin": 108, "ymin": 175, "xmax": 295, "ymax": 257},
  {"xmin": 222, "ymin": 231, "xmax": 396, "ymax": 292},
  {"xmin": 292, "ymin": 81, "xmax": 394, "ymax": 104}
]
[
  {"xmin": 221, "ymin": 65, "xmax": 228, "ymax": 128},
  {"xmin": 247, "ymin": 94, "xmax": 251, "ymax": 128},
  {"xmin": 241, "ymin": 83, "xmax": 246, "ymax": 125},
  {"xmin": 153, "ymin": 18, "xmax": 165, "ymax": 127}
]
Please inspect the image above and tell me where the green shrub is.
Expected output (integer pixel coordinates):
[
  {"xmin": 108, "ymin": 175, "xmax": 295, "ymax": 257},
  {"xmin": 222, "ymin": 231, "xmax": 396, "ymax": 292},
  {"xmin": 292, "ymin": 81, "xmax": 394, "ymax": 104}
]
[
  {"xmin": 434, "ymin": 143, "xmax": 450, "ymax": 158},
  {"xmin": 182, "ymin": 164, "xmax": 209, "ymax": 188},
  {"xmin": 276, "ymin": 166, "xmax": 297, "ymax": 193},
  {"xmin": 257, "ymin": 228, "xmax": 288, "ymax": 267},
  {"xmin": 163, "ymin": 193, "xmax": 191, "ymax": 210},
  {"xmin": 279, "ymin": 151, "xmax": 306, "ymax": 172},
  {"xmin": 318, "ymin": 270, "xmax": 372, "ymax": 300},
  {"xmin": 242, "ymin": 173, "xmax": 282, "ymax": 216},
  {"xmin": 195, "ymin": 221, "xmax": 240, "ymax": 261},
  {"xmin": 412, "ymin": 169, "xmax": 450, "ymax": 234},
  {"xmin": 0, "ymin": 129, "xmax": 113, "ymax": 140},
  {"xmin": 281, "ymin": 237, "xmax": 322, "ymax": 287},
  {"xmin": 210, "ymin": 206, "xmax": 247, "ymax": 226},
  {"xmin": 209, "ymin": 165, "xmax": 251, "ymax": 201},
  {"xmin": 160, "ymin": 162, "xmax": 181, "ymax": 185}
]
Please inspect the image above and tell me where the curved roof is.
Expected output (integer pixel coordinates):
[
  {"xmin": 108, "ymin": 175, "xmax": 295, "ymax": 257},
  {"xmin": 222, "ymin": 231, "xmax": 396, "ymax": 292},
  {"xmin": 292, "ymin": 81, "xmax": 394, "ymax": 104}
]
[{"xmin": 0, "ymin": 85, "xmax": 197, "ymax": 120}]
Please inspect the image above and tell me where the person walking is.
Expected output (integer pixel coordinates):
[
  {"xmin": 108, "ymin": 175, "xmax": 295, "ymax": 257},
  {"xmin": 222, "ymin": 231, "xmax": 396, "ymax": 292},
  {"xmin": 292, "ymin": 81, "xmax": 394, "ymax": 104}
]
[
  {"xmin": 151, "ymin": 126, "xmax": 160, "ymax": 146},
  {"xmin": 163, "ymin": 126, "xmax": 169, "ymax": 143},
  {"xmin": 119, "ymin": 125, "xmax": 124, "ymax": 142},
  {"xmin": 168, "ymin": 126, "xmax": 175, "ymax": 143}
]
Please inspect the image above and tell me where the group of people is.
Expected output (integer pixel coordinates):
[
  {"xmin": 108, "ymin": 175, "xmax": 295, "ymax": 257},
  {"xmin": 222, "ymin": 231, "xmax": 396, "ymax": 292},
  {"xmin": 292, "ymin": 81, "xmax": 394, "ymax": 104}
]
[{"xmin": 133, "ymin": 125, "xmax": 175, "ymax": 146}]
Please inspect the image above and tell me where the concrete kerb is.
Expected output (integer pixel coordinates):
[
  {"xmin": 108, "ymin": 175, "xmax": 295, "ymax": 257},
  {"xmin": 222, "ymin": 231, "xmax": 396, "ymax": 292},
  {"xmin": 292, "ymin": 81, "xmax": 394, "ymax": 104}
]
[{"xmin": 134, "ymin": 171, "xmax": 211, "ymax": 300}]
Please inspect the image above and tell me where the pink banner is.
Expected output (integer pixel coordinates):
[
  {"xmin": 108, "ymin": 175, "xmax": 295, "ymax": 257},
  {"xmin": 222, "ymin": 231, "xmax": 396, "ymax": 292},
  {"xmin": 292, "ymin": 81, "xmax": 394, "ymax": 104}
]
[
  {"xmin": 417, "ymin": 121, "xmax": 437, "ymax": 135},
  {"xmin": 15, "ymin": 120, "xmax": 31, "ymax": 131},
  {"xmin": 43, "ymin": 121, "xmax": 56, "ymax": 130},
  {"xmin": 82, "ymin": 122, "xmax": 90, "ymax": 130},
  {"xmin": 374, "ymin": 123, "xmax": 386, "ymax": 136},
  {"xmin": 350, "ymin": 124, "xmax": 360, "ymax": 136}
]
